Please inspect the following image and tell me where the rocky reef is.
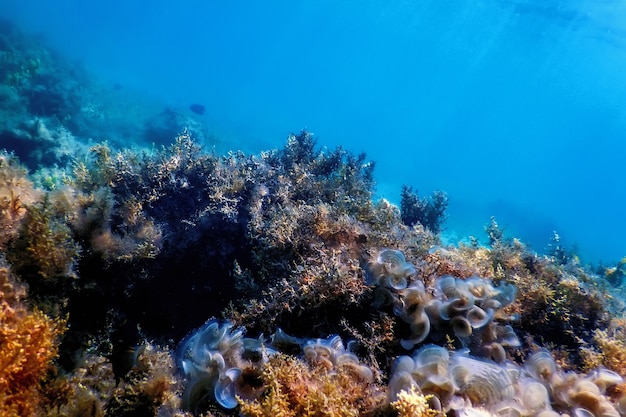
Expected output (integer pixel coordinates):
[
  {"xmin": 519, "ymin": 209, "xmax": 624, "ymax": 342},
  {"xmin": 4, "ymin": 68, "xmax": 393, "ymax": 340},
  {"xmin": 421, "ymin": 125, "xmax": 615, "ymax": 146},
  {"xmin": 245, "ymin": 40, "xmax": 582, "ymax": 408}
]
[{"xmin": 1, "ymin": 16, "xmax": 626, "ymax": 417}]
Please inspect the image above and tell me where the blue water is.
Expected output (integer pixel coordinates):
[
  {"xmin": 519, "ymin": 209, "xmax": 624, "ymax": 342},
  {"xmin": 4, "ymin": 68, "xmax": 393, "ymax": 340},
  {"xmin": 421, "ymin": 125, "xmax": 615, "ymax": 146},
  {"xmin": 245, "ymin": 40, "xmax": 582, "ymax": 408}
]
[{"xmin": 4, "ymin": 0, "xmax": 626, "ymax": 263}]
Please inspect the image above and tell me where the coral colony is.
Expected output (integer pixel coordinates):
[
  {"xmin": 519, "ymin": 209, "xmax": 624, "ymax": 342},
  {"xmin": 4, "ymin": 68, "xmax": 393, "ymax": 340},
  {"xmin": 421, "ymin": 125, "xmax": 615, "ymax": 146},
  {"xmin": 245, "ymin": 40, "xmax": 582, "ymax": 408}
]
[{"xmin": 3, "ymin": 17, "xmax": 626, "ymax": 417}]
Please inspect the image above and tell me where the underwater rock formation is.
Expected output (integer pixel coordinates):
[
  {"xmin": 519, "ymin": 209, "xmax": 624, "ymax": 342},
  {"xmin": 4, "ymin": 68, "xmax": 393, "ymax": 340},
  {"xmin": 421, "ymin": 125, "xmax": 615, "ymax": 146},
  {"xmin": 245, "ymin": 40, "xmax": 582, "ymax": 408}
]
[{"xmin": 1, "ymin": 125, "xmax": 623, "ymax": 416}]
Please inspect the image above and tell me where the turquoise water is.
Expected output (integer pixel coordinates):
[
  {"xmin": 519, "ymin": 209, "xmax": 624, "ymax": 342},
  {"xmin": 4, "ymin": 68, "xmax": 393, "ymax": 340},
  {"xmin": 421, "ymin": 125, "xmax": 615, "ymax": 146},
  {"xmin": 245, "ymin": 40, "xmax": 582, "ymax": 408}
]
[{"xmin": 3, "ymin": 0, "xmax": 626, "ymax": 263}]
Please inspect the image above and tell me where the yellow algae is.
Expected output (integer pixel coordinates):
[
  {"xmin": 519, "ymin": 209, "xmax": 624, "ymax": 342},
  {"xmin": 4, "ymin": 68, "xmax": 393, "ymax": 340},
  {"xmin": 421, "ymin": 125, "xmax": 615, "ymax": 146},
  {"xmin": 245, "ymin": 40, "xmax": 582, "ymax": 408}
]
[{"xmin": 391, "ymin": 386, "xmax": 441, "ymax": 417}]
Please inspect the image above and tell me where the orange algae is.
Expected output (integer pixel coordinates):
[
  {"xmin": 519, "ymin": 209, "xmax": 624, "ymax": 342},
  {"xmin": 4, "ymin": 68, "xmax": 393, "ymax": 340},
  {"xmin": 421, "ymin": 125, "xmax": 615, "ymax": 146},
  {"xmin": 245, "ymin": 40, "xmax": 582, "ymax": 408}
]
[
  {"xmin": 237, "ymin": 353, "xmax": 385, "ymax": 417},
  {"xmin": 582, "ymin": 318, "xmax": 626, "ymax": 377},
  {"xmin": 0, "ymin": 267, "xmax": 65, "ymax": 417}
]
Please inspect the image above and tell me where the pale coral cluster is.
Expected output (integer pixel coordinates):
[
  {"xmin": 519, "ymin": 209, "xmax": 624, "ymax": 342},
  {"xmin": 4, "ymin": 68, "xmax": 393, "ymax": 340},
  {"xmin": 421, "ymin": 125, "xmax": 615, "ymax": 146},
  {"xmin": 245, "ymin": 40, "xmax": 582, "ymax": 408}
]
[
  {"xmin": 176, "ymin": 321, "xmax": 383, "ymax": 416},
  {"xmin": 368, "ymin": 248, "xmax": 626, "ymax": 417},
  {"xmin": 302, "ymin": 335, "xmax": 375, "ymax": 382},
  {"xmin": 369, "ymin": 249, "xmax": 518, "ymax": 359},
  {"xmin": 389, "ymin": 345, "xmax": 624, "ymax": 417},
  {"xmin": 177, "ymin": 320, "xmax": 246, "ymax": 411}
]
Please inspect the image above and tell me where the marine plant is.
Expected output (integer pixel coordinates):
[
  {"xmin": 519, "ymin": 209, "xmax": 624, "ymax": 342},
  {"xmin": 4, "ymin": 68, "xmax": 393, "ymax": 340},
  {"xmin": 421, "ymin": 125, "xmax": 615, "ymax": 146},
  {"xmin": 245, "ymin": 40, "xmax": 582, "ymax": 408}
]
[
  {"xmin": 0, "ymin": 264, "xmax": 65, "ymax": 417},
  {"xmin": 604, "ymin": 257, "xmax": 626, "ymax": 286},
  {"xmin": 400, "ymin": 185, "xmax": 448, "ymax": 234},
  {"xmin": 43, "ymin": 343, "xmax": 187, "ymax": 417},
  {"xmin": 582, "ymin": 318, "xmax": 626, "ymax": 377},
  {"xmin": 546, "ymin": 231, "xmax": 575, "ymax": 265},
  {"xmin": 390, "ymin": 386, "xmax": 441, "ymax": 417},
  {"xmin": 7, "ymin": 199, "xmax": 79, "ymax": 280},
  {"xmin": 494, "ymin": 241, "xmax": 607, "ymax": 364},
  {"xmin": 443, "ymin": 224, "xmax": 612, "ymax": 366},
  {"xmin": 0, "ymin": 151, "xmax": 41, "ymax": 250},
  {"xmin": 237, "ymin": 353, "xmax": 385, "ymax": 417}
]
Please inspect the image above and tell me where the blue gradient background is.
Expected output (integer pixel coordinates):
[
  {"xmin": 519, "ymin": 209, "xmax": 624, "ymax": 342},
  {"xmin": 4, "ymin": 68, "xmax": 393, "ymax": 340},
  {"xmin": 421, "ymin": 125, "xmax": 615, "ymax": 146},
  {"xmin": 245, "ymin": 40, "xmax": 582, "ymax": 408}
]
[{"xmin": 4, "ymin": 0, "xmax": 626, "ymax": 262}]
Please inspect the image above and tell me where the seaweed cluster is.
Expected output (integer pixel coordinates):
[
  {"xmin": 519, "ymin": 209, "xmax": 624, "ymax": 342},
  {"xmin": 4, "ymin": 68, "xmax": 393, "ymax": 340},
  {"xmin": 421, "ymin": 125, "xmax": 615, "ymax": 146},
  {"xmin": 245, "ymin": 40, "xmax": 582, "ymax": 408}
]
[
  {"xmin": 0, "ymin": 262, "xmax": 65, "ymax": 417},
  {"xmin": 42, "ymin": 342, "xmax": 185, "ymax": 417},
  {"xmin": 238, "ymin": 352, "xmax": 384, "ymax": 417},
  {"xmin": 0, "ymin": 150, "xmax": 41, "ymax": 249},
  {"xmin": 400, "ymin": 185, "xmax": 448, "ymax": 234}
]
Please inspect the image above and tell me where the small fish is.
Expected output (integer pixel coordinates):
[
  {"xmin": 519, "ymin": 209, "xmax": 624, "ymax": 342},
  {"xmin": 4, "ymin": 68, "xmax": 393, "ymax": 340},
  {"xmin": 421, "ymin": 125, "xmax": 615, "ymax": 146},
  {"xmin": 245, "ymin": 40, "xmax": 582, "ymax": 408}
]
[
  {"xmin": 189, "ymin": 103, "xmax": 206, "ymax": 115},
  {"xmin": 110, "ymin": 320, "xmax": 143, "ymax": 385}
]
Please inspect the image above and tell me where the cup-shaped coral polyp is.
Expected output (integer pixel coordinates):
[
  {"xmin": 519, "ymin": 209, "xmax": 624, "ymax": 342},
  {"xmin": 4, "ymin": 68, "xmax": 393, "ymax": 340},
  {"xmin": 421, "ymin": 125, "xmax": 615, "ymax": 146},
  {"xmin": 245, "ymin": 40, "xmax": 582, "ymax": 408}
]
[
  {"xmin": 302, "ymin": 334, "xmax": 373, "ymax": 381},
  {"xmin": 524, "ymin": 350, "xmax": 557, "ymax": 384},
  {"xmin": 392, "ymin": 355, "xmax": 416, "ymax": 375},
  {"xmin": 436, "ymin": 276, "xmax": 468, "ymax": 299},
  {"xmin": 176, "ymin": 320, "xmax": 246, "ymax": 411},
  {"xmin": 213, "ymin": 368, "xmax": 241, "ymax": 409},
  {"xmin": 425, "ymin": 298, "xmax": 448, "ymax": 322},
  {"xmin": 303, "ymin": 337, "xmax": 338, "ymax": 369},
  {"xmin": 496, "ymin": 324, "xmax": 521, "ymax": 347},
  {"xmin": 519, "ymin": 378, "xmax": 550, "ymax": 413},
  {"xmin": 573, "ymin": 408, "xmax": 596, "ymax": 417},
  {"xmin": 465, "ymin": 276, "xmax": 517, "ymax": 308},
  {"xmin": 567, "ymin": 377, "xmax": 625, "ymax": 417},
  {"xmin": 447, "ymin": 295, "xmax": 476, "ymax": 313},
  {"xmin": 449, "ymin": 352, "xmax": 516, "ymax": 407},
  {"xmin": 367, "ymin": 248, "xmax": 416, "ymax": 290},
  {"xmin": 385, "ymin": 274, "xmax": 409, "ymax": 291},
  {"xmin": 377, "ymin": 249, "xmax": 417, "ymax": 277},
  {"xmin": 536, "ymin": 410, "xmax": 561, "ymax": 417},
  {"xmin": 586, "ymin": 368, "xmax": 623, "ymax": 394},
  {"xmin": 388, "ymin": 369, "xmax": 421, "ymax": 402},
  {"xmin": 466, "ymin": 305, "xmax": 494, "ymax": 329},
  {"xmin": 394, "ymin": 281, "xmax": 428, "ymax": 321},
  {"xmin": 450, "ymin": 316, "xmax": 473, "ymax": 338},
  {"xmin": 400, "ymin": 312, "xmax": 431, "ymax": 350},
  {"xmin": 419, "ymin": 372, "xmax": 458, "ymax": 403},
  {"xmin": 177, "ymin": 320, "xmax": 244, "ymax": 365},
  {"xmin": 491, "ymin": 401, "xmax": 527, "ymax": 417},
  {"xmin": 412, "ymin": 344, "xmax": 450, "ymax": 376}
]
